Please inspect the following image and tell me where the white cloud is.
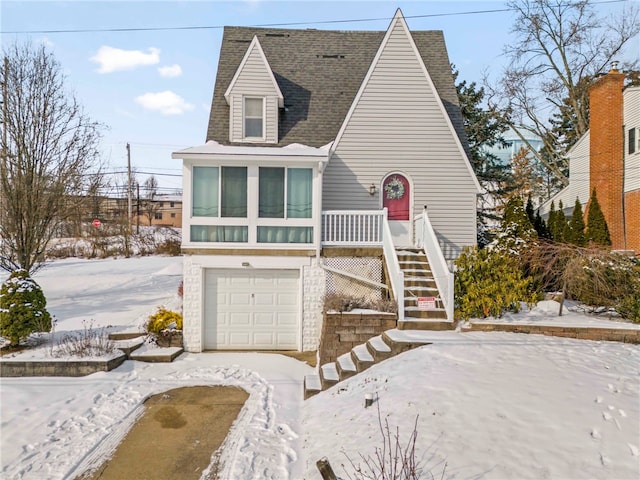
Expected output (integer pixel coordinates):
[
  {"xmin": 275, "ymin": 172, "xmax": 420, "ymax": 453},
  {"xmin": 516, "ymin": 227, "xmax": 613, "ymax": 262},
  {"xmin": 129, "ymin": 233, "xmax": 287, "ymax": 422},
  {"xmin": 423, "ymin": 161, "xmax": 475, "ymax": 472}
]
[
  {"xmin": 135, "ymin": 91, "xmax": 194, "ymax": 115},
  {"xmin": 90, "ymin": 46, "xmax": 160, "ymax": 73},
  {"xmin": 158, "ymin": 64, "xmax": 182, "ymax": 78},
  {"xmin": 39, "ymin": 37, "xmax": 55, "ymax": 48}
]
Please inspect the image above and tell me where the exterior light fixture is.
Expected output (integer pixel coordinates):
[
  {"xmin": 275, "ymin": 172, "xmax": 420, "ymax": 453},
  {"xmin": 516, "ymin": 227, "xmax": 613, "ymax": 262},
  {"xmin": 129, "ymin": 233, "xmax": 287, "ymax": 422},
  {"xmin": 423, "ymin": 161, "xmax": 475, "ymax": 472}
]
[{"xmin": 369, "ymin": 183, "xmax": 377, "ymax": 196}]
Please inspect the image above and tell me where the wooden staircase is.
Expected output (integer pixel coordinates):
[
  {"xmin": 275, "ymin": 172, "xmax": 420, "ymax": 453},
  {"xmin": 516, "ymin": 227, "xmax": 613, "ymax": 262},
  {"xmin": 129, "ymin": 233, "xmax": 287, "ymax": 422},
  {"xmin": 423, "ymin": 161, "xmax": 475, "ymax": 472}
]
[
  {"xmin": 304, "ymin": 329, "xmax": 433, "ymax": 399},
  {"xmin": 396, "ymin": 248, "xmax": 453, "ymax": 330}
]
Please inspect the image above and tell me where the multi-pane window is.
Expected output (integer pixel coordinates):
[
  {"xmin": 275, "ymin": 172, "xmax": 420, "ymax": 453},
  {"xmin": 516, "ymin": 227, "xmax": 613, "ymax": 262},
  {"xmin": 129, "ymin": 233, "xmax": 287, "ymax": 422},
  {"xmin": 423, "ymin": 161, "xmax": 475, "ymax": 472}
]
[
  {"xmin": 244, "ymin": 97, "xmax": 264, "ymax": 138},
  {"xmin": 258, "ymin": 167, "xmax": 312, "ymax": 218},
  {"xmin": 192, "ymin": 166, "xmax": 247, "ymax": 218}
]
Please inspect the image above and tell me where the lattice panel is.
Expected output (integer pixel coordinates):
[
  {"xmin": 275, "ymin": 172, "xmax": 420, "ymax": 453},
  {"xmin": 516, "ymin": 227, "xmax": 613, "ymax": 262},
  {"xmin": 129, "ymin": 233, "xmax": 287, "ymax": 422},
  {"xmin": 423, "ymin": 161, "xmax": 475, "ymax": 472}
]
[{"xmin": 324, "ymin": 257, "xmax": 384, "ymax": 302}]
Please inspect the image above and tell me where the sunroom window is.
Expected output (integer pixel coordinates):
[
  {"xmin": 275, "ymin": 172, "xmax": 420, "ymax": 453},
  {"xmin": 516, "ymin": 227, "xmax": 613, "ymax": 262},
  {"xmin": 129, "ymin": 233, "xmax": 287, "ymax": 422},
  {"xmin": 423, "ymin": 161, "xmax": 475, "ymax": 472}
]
[
  {"xmin": 259, "ymin": 167, "xmax": 312, "ymax": 218},
  {"xmin": 192, "ymin": 166, "xmax": 247, "ymax": 218},
  {"xmin": 244, "ymin": 97, "xmax": 264, "ymax": 139}
]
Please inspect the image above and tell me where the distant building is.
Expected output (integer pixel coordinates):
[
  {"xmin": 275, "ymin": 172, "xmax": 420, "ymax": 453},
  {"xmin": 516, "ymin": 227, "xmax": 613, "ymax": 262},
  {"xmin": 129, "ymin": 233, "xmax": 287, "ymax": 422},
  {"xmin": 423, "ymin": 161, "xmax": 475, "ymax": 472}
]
[
  {"xmin": 483, "ymin": 126, "xmax": 543, "ymax": 165},
  {"xmin": 134, "ymin": 194, "xmax": 183, "ymax": 228}
]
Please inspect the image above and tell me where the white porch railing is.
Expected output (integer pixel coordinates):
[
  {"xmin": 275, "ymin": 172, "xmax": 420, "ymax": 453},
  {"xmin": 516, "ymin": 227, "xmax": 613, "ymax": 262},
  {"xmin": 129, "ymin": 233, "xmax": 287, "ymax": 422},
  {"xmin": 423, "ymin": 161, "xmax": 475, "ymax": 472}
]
[
  {"xmin": 321, "ymin": 210, "xmax": 384, "ymax": 245},
  {"xmin": 321, "ymin": 209, "xmax": 404, "ymax": 320},
  {"xmin": 414, "ymin": 207, "xmax": 454, "ymax": 321},
  {"xmin": 381, "ymin": 209, "xmax": 404, "ymax": 321}
]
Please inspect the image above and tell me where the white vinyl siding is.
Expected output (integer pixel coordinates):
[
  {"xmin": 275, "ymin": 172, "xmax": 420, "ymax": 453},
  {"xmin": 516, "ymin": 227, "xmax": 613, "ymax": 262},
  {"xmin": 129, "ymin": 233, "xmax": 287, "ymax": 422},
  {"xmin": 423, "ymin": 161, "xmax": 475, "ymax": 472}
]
[
  {"xmin": 227, "ymin": 44, "xmax": 279, "ymax": 143},
  {"xmin": 624, "ymin": 87, "xmax": 640, "ymax": 192},
  {"xmin": 568, "ymin": 132, "xmax": 591, "ymax": 206},
  {"xmin": 324, "ymin": 17, "xmax": 478, "ymax": 259}
]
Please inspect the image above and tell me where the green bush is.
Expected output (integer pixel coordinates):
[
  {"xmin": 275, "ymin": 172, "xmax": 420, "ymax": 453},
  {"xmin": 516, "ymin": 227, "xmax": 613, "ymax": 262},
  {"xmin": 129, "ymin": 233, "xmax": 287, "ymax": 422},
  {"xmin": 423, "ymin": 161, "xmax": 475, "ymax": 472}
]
[
  {"xmin": 454, "ymin": 246, "xmax": 540, "ymax": 320},
  {"xmin": 564, "ymin": 253, "xmax": 640, "ymax": 313},
  {"xmin": 0, "ymin": 270, "xmax": 52, "ymax": 346},
  {"xmin": 146, "ymin": 307, "xmax": 183, "ymax": 333}
]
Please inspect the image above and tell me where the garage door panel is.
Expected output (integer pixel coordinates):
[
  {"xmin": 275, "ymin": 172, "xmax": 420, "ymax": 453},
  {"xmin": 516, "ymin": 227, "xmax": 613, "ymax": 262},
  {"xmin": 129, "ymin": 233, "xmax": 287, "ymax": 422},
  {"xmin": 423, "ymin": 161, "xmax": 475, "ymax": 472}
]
[
  {"xmin": 204, "ymin": 269, "xmax": 299, "ymax": 350},
  {"xmin": 254, "ymin": 312, "xmax": 276, "ymax": 326},
  {"xmin": 277, "ymin": 312, "xmax": 297, "ymax": 326},
  {"xmin": 229, "ymin": 292, "xmax": 251, "ymax": 305},
  {"xmin": 229, "ymin": 312, "xmax": 251, "ymax": 326},
  {"xmin": 254, "ymin": 292, "xmax": 276, "ymax": 306}
]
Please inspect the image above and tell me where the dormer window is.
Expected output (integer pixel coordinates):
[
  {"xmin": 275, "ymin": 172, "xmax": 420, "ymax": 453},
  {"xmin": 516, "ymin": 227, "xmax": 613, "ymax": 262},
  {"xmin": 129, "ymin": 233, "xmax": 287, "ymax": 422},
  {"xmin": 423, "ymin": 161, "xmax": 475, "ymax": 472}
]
[{"xmin": 244, "ymin": 97, "xmax": 264, "ymax": 139}]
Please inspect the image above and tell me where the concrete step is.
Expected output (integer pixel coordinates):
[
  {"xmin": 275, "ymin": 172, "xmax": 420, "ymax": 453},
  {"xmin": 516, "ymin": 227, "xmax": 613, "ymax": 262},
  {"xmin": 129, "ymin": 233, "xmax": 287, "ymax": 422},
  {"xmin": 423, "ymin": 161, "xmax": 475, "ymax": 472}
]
[
  {"xmin": 113, "ymin": 336, "xmax": 145, "ymax": 357},
  {"xmin": 366, "ymin": 335, "xmax": 393, "ymax": 362},
  {"xmin": 382, "ymin": 329, "xmax": 434, "ymax": 355},
  {"xmin": 320, "ymin": 363, "xmax": 339, "ymax": 390},
  {"xmin": 130, "ymin": 346, "xmax": 183, "ymax": 363},
  {"xmin": 398, "ymin": 318, "xmax": 455, "ymax": 330},
  {"xmin": 403, "ymin": 307, "xmax": 448, "ymax": 320},
  {"xmin": 336, "ymin": 353, "xmax": 357, "ymax": 381},
  {"xmin": 304, "ymin": 374, "xmax": 322, "ymax": 400},
  {"xmin": 351, "ymin": 344, "xmax": 375, "ymax": 372},
  {"xmin": 108, "ymin": 331, "xmax": 146, "ymax": 341}
]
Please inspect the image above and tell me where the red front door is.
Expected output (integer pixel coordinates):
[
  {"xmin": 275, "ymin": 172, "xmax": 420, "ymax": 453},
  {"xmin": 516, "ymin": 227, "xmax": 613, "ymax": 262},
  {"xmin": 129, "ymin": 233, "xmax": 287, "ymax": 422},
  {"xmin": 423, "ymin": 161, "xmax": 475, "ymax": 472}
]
[{"xmin": 382, "ymin": 174, "xmax": 410, "ymax": 220}]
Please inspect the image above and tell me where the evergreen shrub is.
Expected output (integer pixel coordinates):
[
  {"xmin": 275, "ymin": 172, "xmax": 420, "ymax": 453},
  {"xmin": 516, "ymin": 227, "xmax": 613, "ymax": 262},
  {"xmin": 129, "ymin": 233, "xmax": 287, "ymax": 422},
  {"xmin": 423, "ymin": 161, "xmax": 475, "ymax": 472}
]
[
  {"xmin": 146, "ymin": 307, "xmax": 183, "ymax": 333},
  {"xmin": 0, "ymin": 269, "xmax": 52, "ymax": 346},
  {"xmin": 454, "ymin": 246, "xmax": 540, "ymax": 320}
]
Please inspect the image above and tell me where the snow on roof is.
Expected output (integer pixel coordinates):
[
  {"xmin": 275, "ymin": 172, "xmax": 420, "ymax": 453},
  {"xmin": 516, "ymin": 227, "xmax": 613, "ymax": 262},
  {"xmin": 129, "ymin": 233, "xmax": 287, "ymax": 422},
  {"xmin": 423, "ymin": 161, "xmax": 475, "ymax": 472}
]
[{"xmin": 172, "ymin": 140, "xmax": 329, "ymax": 158}]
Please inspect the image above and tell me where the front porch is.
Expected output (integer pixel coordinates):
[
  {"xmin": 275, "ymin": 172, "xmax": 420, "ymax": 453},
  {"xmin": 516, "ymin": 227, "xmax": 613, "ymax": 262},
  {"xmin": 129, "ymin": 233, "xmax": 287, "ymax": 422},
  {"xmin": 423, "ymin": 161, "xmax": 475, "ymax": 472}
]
[{"xmin": 320, "ymin": 208, "xmax": 454, "ymax": 324}]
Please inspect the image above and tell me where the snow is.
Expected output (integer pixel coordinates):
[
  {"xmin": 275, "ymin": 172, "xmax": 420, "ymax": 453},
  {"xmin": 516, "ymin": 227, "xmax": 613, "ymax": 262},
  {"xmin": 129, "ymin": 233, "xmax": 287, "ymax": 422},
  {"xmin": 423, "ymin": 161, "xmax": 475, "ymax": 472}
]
[
  {"xmin": 471, "ymin": 299, "xmax": 640, "ymax": 330},
  {"xmin": 1, "ymin": 256, "xmax": 639, "ymax": 479}
]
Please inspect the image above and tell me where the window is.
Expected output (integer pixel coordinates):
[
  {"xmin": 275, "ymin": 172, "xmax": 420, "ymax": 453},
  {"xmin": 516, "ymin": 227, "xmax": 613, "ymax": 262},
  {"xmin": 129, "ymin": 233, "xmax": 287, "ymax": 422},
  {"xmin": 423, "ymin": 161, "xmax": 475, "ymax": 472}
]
[
  {"xmin": 244, "ymin": 97, "xmax": 263, "ymax": 138},
  {"xmin": 154, "ymin": 212, "xmax": 163, "ymax": 220},
  {"xmin": 192, "ymin": 166, "xmax": 247, "ymax": 218},
  {"xmin": 170, "ymin": 213, "xmax": 176, "ymax": 218},
  {"xmin": 629, "ymin": 128, "xmax": 637, "ymax": 155},
  {"xmin": 170, "ymin": 202, "xmax": 175, "ymax": 208},
  {"xmin": 259, "ymin": 167, "xmax": 312, "ymax": 218}
]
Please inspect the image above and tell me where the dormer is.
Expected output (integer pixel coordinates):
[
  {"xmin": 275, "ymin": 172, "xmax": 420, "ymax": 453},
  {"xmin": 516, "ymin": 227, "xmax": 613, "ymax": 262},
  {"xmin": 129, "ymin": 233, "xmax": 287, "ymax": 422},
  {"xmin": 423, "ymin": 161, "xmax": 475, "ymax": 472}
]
[{"xmin": 224, "ymin": 36, "xmax": 283, "ymax": 144}]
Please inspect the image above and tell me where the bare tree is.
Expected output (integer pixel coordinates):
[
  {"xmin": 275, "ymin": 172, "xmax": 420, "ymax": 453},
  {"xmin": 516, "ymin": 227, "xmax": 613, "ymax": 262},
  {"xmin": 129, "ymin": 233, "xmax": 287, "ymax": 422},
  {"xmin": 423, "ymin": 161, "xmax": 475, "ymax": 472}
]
[
  {"xmin": 141, "ymin": 175, "xmax": 161, "ymax": 226},
  {"xmin": 0, "ymin": 42, "xmax": 104, "ymax": 273},
  {"xmin": 489, "ymin": 0, "xmax": 639, "ymax": 187}
]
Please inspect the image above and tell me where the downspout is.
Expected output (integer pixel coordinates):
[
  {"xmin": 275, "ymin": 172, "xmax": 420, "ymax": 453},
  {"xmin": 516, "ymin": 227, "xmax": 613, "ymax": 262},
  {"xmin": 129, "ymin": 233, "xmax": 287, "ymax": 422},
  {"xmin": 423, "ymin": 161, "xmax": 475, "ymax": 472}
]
[{"xmin": 621, "ymin": 123, "xmax": 627, "ymax": 250}]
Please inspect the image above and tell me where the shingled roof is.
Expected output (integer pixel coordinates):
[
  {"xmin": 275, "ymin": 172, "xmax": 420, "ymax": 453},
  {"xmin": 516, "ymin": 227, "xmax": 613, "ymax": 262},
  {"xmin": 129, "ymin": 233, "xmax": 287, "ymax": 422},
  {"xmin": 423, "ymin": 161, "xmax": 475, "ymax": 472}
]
[{"xmin": 207, "ymin": 26, "xmax": 468, "ymax": 150}]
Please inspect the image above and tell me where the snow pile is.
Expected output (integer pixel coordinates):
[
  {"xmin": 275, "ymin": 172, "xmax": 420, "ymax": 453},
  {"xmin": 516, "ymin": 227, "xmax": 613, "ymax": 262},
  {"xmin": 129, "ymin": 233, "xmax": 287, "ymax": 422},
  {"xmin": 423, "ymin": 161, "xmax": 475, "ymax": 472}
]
[{"xmin": 303, "ymin": 332, "xmax": 640, "ymax": 479}]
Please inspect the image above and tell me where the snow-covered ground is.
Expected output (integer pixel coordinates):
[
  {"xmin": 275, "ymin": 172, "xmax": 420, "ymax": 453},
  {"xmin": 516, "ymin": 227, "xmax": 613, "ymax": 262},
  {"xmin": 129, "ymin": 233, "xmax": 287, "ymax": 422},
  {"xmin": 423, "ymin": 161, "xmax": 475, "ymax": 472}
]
[{"xmin": 1, "ymin": 256, "xmax": 639, "ymax": 479}]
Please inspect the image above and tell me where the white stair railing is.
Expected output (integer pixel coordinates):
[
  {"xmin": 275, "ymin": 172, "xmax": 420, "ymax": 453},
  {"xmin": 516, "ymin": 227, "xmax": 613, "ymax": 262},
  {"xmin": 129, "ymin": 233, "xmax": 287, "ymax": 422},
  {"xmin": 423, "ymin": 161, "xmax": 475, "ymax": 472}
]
[
  {"xmin": 414, "ymin": 207, "xmax": 454, "ymax": 321},
  {"xmin": 381, "ymin": 208, "xmax": 404, "ymax": 321}
]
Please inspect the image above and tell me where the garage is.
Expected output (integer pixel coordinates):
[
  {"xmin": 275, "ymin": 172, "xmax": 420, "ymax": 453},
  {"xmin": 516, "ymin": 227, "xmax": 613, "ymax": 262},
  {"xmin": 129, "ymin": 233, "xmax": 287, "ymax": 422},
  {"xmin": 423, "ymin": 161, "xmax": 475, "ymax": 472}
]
[{"xmin": 203, "ymin": 269, "xmax": 300, "ymax": 350}]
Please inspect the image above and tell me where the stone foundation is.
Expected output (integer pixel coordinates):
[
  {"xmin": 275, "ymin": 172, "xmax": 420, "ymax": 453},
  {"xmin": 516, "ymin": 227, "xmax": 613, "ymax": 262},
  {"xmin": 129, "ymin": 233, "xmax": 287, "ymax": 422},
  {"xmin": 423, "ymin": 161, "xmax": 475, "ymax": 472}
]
[{"xmin": 319, "ymin": 311, "xmax": 397, "ymax": 365}]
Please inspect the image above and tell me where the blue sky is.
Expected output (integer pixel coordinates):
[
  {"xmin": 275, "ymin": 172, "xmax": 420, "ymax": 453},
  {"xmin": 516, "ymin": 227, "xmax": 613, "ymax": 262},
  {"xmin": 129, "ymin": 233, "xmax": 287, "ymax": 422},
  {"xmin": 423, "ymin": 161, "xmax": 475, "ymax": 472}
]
[{"xmin": 2, "ymin": 0, "xmax": 638, "ymax": 192}]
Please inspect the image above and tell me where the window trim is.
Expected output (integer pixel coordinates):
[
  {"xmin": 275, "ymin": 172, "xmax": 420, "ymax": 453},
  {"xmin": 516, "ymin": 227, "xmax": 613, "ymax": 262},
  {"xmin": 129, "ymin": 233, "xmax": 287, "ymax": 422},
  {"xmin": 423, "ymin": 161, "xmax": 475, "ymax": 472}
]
[
  {"xmin": 243, "ymin": 96, "xmax": 265, "ymax": 140},
  {"xmin": 629, "ymin": 127, "xmax": 637, "ymax": 155}
]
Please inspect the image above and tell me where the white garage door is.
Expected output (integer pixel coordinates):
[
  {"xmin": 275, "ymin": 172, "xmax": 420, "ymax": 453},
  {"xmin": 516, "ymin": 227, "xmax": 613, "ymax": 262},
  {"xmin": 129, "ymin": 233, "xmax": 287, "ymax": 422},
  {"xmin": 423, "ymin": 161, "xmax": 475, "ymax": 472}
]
[{"xmin": 204, "ymin": 269, "xmax": 299, "ymax": 350}]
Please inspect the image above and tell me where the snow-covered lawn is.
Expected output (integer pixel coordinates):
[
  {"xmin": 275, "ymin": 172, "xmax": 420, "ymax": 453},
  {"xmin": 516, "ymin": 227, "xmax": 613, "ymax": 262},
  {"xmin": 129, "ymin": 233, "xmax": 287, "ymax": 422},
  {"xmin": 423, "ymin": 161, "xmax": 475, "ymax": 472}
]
[{"xmin": 1, "ymin": 256, "xmax": 639, "ymax": 479}]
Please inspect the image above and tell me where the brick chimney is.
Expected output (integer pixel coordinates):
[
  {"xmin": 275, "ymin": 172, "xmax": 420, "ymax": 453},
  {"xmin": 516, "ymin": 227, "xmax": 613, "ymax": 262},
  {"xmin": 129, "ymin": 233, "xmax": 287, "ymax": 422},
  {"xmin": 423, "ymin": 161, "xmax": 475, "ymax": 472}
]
[{"xmin": 589, "ymin": 65, "xmax": 625, "ymax": 249}]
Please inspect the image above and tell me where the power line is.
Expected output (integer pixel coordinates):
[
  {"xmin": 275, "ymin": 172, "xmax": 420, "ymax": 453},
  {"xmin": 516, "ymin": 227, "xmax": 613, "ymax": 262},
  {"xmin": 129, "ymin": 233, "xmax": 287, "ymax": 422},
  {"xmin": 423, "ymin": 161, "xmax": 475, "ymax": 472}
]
[{"xmin": 1, "ymin": 1, "xmax": 629, "ymax": 35}]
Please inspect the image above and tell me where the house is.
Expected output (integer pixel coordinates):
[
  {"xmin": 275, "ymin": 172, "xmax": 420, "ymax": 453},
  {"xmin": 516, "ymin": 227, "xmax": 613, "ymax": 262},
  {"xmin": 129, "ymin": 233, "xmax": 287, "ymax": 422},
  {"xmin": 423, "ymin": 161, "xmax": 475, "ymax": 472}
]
[
  {"xmin": 172, "ymin": 10, "xmax": 481, "ymax": 353},
  {"xmin": 540, "ymin": 67, "xmax": 640, "ymax": 254},
  {"xmin": 134, "ymin": 194, "xmax": 183, "ymax": 229}
]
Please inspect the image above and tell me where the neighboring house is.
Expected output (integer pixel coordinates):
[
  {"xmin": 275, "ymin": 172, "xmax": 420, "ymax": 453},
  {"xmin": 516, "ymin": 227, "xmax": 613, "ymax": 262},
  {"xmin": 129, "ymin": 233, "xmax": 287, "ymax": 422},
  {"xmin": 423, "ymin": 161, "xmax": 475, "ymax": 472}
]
[
  {"xmin": 483, "ymin": 126, "xmax": 543, "ymax": 166},
  {"xmin": 134, "ymin": 194, "xmax": 183, "ymax": 228},
  {"xmin": 173, "ymin": 10, "xmax": 481, "ymax": 353},
  {"xmin": 540, "ymin": 67, "xmax": 639, "ymax": 254}
]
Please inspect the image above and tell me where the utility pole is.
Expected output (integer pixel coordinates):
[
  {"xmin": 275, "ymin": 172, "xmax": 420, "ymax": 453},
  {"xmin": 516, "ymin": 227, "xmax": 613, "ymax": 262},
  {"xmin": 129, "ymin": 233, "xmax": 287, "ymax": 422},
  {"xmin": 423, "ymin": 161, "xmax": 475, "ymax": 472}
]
[
  {"xmin": 1, "ymin": 57, "xmax": 8, "ymax": 229},
  {"xmin": 136, "ymin": 182, "xmax": 140, "ymax": 234},
  {"xmin": 127, "ymin": 142, "xmax": 132, "ymax": 233}
]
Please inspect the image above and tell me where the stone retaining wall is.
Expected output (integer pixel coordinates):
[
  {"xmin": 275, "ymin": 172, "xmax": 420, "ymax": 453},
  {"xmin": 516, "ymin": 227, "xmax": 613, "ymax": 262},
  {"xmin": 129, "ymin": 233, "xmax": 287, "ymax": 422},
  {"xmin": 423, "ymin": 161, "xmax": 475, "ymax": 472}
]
[
  {"xmin": 319, "ymin": 312, "xmax": 397, "ymax": 365},
  {"xmin": 0, "ymin": 353, "xmax": 127, "ymax": 377},
  {"xmin": 463, "ymin": 323, "xmax": 640, "ymax": 343}
]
